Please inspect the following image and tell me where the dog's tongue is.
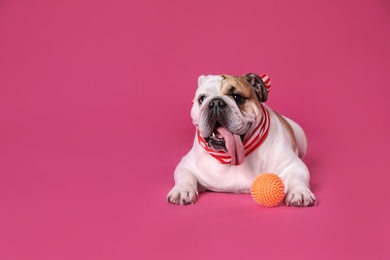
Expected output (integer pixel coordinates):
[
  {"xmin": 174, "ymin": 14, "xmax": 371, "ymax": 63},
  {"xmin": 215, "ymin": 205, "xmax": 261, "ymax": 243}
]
[{"xmin": 215, "ymin": 126, "xmax": 245, "ymax": 165}]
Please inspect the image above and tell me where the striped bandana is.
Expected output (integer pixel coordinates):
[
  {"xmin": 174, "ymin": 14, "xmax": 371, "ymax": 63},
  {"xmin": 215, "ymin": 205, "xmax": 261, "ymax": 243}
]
[{"xmin": 197, "ymin": 104, "xmax": 271, "ymax": 165}]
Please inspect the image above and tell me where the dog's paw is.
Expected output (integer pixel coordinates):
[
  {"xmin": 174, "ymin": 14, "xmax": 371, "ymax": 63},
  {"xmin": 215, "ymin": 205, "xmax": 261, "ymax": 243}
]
[
  {"xmin": 166, "ymin": 184, "xmax": 198, "ymax": 205},
  {"xmin": 284, "ymin": 187, "xmax": 316, "ymax": 207}
]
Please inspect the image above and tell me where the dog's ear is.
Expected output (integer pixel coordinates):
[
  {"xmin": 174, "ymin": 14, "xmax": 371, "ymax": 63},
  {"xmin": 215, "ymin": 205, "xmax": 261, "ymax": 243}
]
[
  {"xmin": 198, "ymin": 75, "xmax": 214, "ymax": 88},
  {"xmin": 198, "ymin": 75, "xmax": 206, "ymax": 87},
  {"xmin": 244, "ymin": 73, "xmax": 270, "ymax": 102}
]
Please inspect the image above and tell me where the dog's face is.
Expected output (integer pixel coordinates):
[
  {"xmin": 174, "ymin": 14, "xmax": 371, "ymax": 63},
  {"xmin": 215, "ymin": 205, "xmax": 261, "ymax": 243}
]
[{"xmin": 191, "ymin": 73, "xmax": 269, "ymax": 159}]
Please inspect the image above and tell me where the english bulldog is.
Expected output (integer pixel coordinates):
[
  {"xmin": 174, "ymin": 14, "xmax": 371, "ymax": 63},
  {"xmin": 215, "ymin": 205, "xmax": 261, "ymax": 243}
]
[{"xmin": 167, "ymin": 73, "xmax": 316, "ymax": 207}]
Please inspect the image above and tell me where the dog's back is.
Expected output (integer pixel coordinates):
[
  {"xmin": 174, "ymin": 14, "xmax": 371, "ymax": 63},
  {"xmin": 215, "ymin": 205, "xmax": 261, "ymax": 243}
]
[{"xmin": 274, "ymin": 112, "xmax": 308, "ymax": 159}]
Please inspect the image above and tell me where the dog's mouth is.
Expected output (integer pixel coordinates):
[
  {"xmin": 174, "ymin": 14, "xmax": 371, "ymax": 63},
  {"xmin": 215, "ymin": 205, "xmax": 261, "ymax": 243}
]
[
  {"xmin": 205, "ymin": 124, "xmax": 245, "ymax": 151},
  {"xmin": 203, "ymin": 123, "xmax": 246, "ymax": 165}
]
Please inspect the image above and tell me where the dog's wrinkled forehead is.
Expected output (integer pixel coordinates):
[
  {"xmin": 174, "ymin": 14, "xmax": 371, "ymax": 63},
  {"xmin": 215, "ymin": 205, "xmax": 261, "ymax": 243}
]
[
  {"xmin": 220, "ymin": 75, "xmax": 254, "ymax": 98},
  {"xmin": 195, "ymin": 73, "xmax": 268, "ymax": 105},
  {"xmin": 197, "ymin": 75, "xmax": 250, "ymax": 93},
  {"xmin": 196, "ymin": 74, "xmax": 258, "ymax": 102}
]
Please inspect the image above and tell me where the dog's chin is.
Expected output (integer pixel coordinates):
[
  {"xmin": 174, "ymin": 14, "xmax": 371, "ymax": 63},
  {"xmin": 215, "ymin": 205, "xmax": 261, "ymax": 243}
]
[{"xmin": 203, "ymin": 123, "xmax": 246, "ymax": 152}]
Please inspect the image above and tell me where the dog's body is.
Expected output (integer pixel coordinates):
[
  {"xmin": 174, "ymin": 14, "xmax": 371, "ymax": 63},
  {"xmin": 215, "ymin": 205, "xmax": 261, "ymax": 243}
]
[{"xmin": 167, "ymin": 73, "xmax": 316, "ymax": 207}]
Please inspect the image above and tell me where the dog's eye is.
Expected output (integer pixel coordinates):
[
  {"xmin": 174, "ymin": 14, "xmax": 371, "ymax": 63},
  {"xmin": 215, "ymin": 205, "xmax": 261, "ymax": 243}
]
[
  {"xmin": 233, "ymin": 94, "xmax": 245, "ymax": 105},
  {"xmin": 198, "ymin": 95, "xmax": 206, "ymax": 104}
]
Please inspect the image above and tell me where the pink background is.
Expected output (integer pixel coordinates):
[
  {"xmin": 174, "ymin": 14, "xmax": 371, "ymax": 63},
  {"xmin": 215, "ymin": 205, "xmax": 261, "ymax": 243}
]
[{"xmin": 1, "ymin": 0, "xmax": 389, "ymax": 259}]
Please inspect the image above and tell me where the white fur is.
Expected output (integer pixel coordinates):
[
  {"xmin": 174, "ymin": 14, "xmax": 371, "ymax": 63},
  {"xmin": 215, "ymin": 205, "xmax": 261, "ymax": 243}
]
[{"xmin": 167, "ymin": 75, "xmax": 316, "ymax": 206}]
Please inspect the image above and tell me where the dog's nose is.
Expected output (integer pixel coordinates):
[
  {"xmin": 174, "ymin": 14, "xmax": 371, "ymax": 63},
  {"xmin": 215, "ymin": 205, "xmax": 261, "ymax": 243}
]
[
  {"xmin": 209, "ymin": 98, "xmax": 226, "ymax": 108},
  {"xmin": 209, "ymin": 98, "xmax": 226, "ymax": 113},
  {"xmin": 209, "ymin": 98, "xmax": 226, "ymax": 110}
]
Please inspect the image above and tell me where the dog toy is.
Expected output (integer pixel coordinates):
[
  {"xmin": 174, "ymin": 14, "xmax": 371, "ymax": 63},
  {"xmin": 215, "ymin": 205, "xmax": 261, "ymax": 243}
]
[{"xmin": 250, "ymin": 173, "xmax": 285, "ymax": 207}]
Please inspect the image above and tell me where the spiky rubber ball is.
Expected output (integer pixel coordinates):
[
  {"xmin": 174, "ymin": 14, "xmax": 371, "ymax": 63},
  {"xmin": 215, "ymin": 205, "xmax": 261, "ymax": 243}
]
[{"xmin": 251, "ymin": 173, "xmax": 285, "ymax": 207}]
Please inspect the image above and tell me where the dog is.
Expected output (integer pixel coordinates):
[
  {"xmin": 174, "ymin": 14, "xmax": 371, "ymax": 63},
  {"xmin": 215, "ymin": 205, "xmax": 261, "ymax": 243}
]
[{"xmin": 167, "ymin": 73, "xmax": 316, "ymax": 207}]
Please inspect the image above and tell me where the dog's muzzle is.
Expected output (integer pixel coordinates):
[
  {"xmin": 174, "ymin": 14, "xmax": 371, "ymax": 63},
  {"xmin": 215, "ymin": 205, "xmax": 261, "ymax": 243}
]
[{"xmin": 198, "ymin": 104, "xmax": 271, "ymax": 165}]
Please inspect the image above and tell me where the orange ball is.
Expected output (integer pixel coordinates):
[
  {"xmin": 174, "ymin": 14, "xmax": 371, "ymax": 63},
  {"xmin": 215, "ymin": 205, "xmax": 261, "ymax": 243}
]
[{"xmin": 250, "ymin": 173, "xmax": 285, "ymax": 207}]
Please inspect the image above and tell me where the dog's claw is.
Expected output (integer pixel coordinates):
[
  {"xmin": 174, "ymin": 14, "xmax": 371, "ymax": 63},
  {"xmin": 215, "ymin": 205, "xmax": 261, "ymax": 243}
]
[
  {"xmin": 285, "ymin": 187, "xmax": 316, "ymax": 207},
  {"xmin": 167, "ymin": 185, "xmax": 198, "ymax": 206}
]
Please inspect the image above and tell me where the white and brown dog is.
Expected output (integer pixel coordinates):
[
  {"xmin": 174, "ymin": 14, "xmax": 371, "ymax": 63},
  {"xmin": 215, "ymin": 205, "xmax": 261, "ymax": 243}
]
[{"xmin": 167, "ymin": 73, "xmax": 316, "ymax": 207}]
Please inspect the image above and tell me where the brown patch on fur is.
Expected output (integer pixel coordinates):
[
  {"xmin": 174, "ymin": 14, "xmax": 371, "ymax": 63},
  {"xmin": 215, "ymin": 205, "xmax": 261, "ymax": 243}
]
[
  {"xmin": 220, "ymin": 75, "xmax": 261, "ymax": 111},
  {"xmin": 274, "ymin": 111, "xmax": 297, "ymax": 151}
]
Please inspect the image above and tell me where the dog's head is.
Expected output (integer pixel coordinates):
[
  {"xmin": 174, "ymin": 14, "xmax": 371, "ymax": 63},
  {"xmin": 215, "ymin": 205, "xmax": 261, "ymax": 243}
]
[{"xmin": 191, "ymin": 73, "xmax": 269, "ymax": 163}]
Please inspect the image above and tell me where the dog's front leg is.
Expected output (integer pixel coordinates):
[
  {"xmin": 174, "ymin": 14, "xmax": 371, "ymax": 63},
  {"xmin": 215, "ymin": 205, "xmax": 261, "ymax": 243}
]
[
  {"xmin": 167, "ymin": 165, "xmax": 199, "ymax": 205},
  {"xmin": 281, "ymin": 161, "xmax": 317, "ymax": 207}
]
